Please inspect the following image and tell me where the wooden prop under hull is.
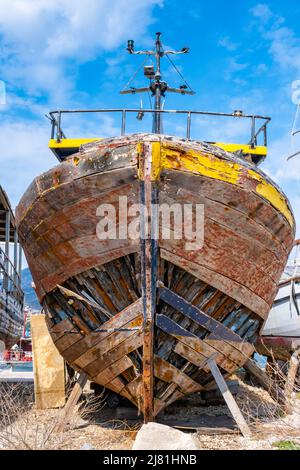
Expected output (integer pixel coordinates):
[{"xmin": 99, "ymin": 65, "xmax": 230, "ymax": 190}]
[{"xmin": 16, "ymin": 134, "xmax": 295, "ymax": 418}]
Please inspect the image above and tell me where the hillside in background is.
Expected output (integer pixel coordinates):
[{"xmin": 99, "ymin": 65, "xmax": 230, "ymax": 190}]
[{"xmin": 21, "ymin": 267, "xmax": 41, "ymax": 311}]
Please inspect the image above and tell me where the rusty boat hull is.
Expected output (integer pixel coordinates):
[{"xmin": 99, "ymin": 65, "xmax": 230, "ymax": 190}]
[{"xmin": 16, "ymin": 134, "xmax": 295, "ymax": 417}]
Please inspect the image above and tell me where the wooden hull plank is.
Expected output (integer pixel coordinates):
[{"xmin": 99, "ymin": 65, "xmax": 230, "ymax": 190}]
[
  {"xmin": 161, "ymin": 248, "xmax": 269, "ymax": 317},
  {"xmin": 154, "ymin": 355, "xmax": 203, "ymax": 393},
  {"xmin": 74, "ymin": 316, "xmax": 142, "ymax": 369},
  {"xmin": 157, "ymin": 314, "xmax": 239, "ymax": 373},
  {"xmin": 160, "ymin": 179, "xmax": 288, "ymax": 260},
  {"xmin": 158, "ymin": 286, "xmax": 252, "ymax": 353},
  {"xmin": 93, "ymin": 356, "xmax": 135, "ymax": 386},
  {"xmin": 48, "ymin": 318, "xmax": 76, "ymax": 342},
  {"xmin": 83, "ymin": 330, "xmax": 143, "ymax": 378},
  {"xmin": 59, "ymin": 298, "xmax": 142, "ymax": 363}
]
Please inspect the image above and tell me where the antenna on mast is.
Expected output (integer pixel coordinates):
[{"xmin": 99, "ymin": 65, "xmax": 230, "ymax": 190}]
[{"xmin": 120, "ymin": 32, "xmax": 195, "ymax": 134}]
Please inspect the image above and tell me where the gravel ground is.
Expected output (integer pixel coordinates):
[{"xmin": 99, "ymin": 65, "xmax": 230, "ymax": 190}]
[{"xmin": 0, "ymin": 379, "xmax": 299, "ymax": 450}]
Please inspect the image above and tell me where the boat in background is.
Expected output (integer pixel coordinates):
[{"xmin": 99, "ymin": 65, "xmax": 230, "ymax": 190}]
[
  {"xmin": 256, "ymin": 241, "xmax": 300, "ymax": 361},
  {"xmin": 0, "ymin": 186, "xmax": 24, "ymax": 349},
  {"xmin": 16, "ymin": 33, "xmax": 295, "ymax": 420},
  {"xmin": 262, "ymin": 240, "xmax": 300, "ymax": 338}
]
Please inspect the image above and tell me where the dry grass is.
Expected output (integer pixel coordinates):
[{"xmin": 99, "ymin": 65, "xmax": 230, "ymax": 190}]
[
  {"xmin": 0, "ymin": 356, "xmax": 299, "ymax": 450},
  {"xmin": 0, "ymin": 381, "xmax": 135, "ymax": 450}
]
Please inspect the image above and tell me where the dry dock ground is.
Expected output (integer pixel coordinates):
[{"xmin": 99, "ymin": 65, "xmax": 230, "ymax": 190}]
[{"xmin": 0, "ymin": 377, "xmax": 299, "ymax": 450}]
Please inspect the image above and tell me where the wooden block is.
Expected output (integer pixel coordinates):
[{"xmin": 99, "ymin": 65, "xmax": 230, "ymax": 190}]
[
  {"xmin": 154, "ymin": 355, "xmax": 203, "ymax": 394},
  {"xmin": 31, "ymin": 314, "xmax": 65, "ymax": 409}
]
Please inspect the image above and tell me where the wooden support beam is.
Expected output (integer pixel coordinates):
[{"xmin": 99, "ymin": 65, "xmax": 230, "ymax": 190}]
[
  {"xmin": 140, "ymin": 142, "xmax": 159, "ymax": 423},
  {"xmin": 284, "ymin": 349, "xmax": 300, "ymax": 414},
  {"xmin": 206, "ymin": 357, "xmax": 251, "ymax": 438},
  {"xmin": 56, "ymin": 372, "xmax": 88, "ymax": 433},
  {"xmin": 31, "ymin": 314, "xmax": 66, "ymax": 409}
]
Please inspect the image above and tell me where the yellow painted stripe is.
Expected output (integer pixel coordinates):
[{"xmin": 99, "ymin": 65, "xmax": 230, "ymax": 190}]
[
  {"xmin": 160, "ymin": 143, "xmax": 294, "ymax": 227},
  {"xmin": 161, "ymin": 144, "xmax": 241, "ymax": 185},
  {"xmin": 248, "ymin": 170, "xmax": 294, "ymax": 227},
  {"xmin": 48, "ymin": 138, "xmax": 102, "ymax": 149},
  {"xmin": 212, "ymin": 142, "xmax": 267, "ymax": 156}
]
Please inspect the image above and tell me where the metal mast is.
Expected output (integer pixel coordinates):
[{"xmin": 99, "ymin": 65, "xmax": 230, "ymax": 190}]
[{"xmin": 120, "ymin": 32, "xmax": 195, "ymax": 134}]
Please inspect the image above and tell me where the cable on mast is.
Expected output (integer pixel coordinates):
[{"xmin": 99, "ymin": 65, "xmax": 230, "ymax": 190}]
[{"xmin": 120, "ymin": 32, "xmax": 195, "ymax": 134}]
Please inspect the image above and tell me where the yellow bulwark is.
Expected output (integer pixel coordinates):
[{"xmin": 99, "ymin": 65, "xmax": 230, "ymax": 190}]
[
  {"xmin": 49, "ymin": 138, "xmax": 102, "ymax": 160},
  {"xmin": 49, "ymin": 138, "xmax": 267, "ymax": 163}
]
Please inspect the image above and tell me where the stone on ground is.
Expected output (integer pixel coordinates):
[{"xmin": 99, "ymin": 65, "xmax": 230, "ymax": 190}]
[{"xmin": 132, "ymin": 422, "xmax": 200, "ymax": 450}]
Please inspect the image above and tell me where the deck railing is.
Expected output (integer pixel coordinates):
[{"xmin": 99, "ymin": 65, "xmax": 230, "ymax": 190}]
[{"xmin": 48, "ymin": 108, "xmax": 271, "ymax": 148}]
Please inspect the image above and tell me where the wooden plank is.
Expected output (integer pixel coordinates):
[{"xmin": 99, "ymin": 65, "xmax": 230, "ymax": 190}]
[
  {"xmin": 160, "ymin": 248, "xmax": 269, "ymax": 318},
  {"xmin": 71, "ymin": 314, "xmax": 91, "ymax": 335},
  {"xmin": 54, "ymin": 328, "xmax": 83, "ymax": 353},
  {"xmin": 82, "ymin": 330, "xmax": 143, "ymax": 378},
  {"xmin": 159, "ymin": 167, "xmax": 293, "ymax": 249},
  {"xmin": 159, "ymin": 179, "xmax": 287, "ymax": 260},
  {"xmin": 158, "ymin": 285, "xmax": 253, "ymax": 357},
  {"xmin": 159, "ymin": 190, "xmax": 285, "ymax": 281},
  {"xmin": 73, "ymin": 315, "xmax": 142, "ymax": 369},
  {"xmin": 206, "ymin": 358, "xmax": 251, "ymax": 438},
  {"xmin": 56, "ymin": 372, "xmax": 88, "ymax": 433},
  {"xmin": 140, "ymin": 142, "xmax": 158, "ymax": 423},
  {"xmin": 108, "ymin": 376, "xmax": 126, "ymax": 394},
  {"xmin": 124, "ymin": 375, "xmax": 165, "ymax": 416},
  {"xmin": 157, "ymin": 314, "xmax": 241, "ymax": 373},
  {"xmin": 49, "ymin": 318, "xmax": 75, "ymax": 342},
  {"xmin": 174, "ymin": 341, "xmax": 210, "ymax": 371},
  {"xmin": 284, "ymin": 350, "xmax": 300, "ymax": 414},
  {"xmin": 154, "ymin": 355, "xmax": 203, "ymax": 394},
  {"xmin": 62, "ymin": 298, "xmax": 142, "ymax": 363},
  {"xmin": 31, "ymin": 314, "xmax": 66, "ymax": 409},
  {"xmin": 159, "ymin": 237, "xmax": 277, "ymax": 306},
  {"xmin": 93, "ymin": 356, "xmax": 135, "ymax": 386},
  {"xmin": 125, "ymin": 375, "xmax": 142, "ymax": 405}
]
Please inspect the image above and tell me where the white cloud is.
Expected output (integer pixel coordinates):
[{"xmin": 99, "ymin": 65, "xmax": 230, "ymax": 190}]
[
  {"xmin": 250, "ymin": 4, "xmax": 273, "ymax": 23},
  {"xmin": 0, "ymin": 0, "xmax": 163, "ymax": 210},
  {"xmin": 0, "ymin": 110, "xmax": 126, "ymax": 209},
  {"xmin": 267, "ymin": 27, "xmax": 300, "ymax": 73},
  {"xmin": 0, "ymin": 120, "xmax": 52, "ymax": 207},
  {"xmin": 0, "ymin": 0, "xmax": 163, "ymax": 103},
  {"xmin": 250, "ymin": 4, "xmax": 300, "ymax": 74},
  {"xmin": 218, "ymin": 37, "xmax": 239, "ymax": 52},
  {"xmin": 224, "ymin": 58, "xmax": 249, "ymax": 80}
]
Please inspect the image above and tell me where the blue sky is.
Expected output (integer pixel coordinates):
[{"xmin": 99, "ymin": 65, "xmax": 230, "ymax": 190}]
[{"xmin": 0, "ymin": 0, "xmax": 300, "ymax": 236}]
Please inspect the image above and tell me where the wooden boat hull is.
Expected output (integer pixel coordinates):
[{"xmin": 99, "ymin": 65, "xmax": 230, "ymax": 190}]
[
  {"xmin": 0, "ymin": 186, "xmax": 24, "ymax": 349},
  {"xmin": 16, "ymin": 134, "xmax": 295, "ymax": 416},
  {"xmin": 0, "ymin": 289, "xmax": 23, "ymax": 348}
]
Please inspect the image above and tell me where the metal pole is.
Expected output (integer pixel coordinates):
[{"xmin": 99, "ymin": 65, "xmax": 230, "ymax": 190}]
[
  {"xmin": 121, "ymin": 110, "xmax": 126, "ymax": 136},
  {"xmin": 250, "ymin": 116, "xmax": 256, "ymax": 148},
  {"xmin": 18, "ymin": 243, "xmax": 22, "ymax": 287},
  {"xmin": 4, "ymin": 210, "xmax": 10, "ymax": 290},
  {"xmin": 57, "ymin": 112, "xmax": 62, "ymax": 143},
  {"xmin": 154, "ymin": 32, "xmax": 162, "ymax": 134},
  {"xmin": 186, "ymin": 112, "xmax": 191, "ymax": 140},
  {"xmin": 13, "ymin": 229, "xmax": 18, "ymax": 292}
]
